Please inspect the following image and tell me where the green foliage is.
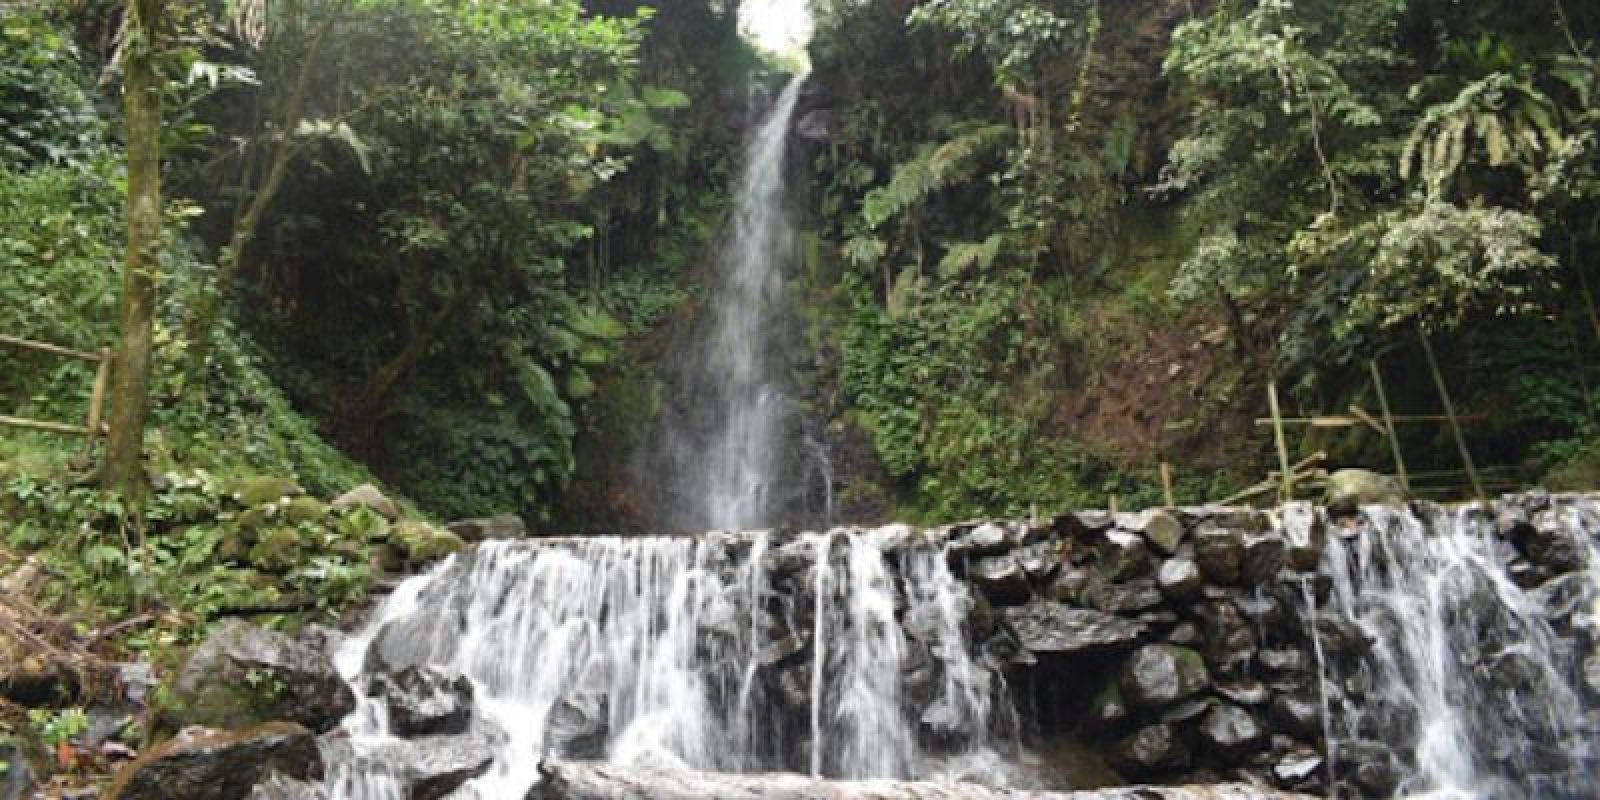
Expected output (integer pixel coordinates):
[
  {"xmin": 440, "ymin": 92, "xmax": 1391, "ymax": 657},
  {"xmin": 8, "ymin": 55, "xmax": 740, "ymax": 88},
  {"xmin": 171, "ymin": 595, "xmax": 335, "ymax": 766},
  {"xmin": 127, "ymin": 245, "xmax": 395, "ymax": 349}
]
[
  {"xmin": 860, "ymin": 123, "xmax": 1010, "ymax": 230},
  {"xmin": 0, "ymin": 9, "xmax": 103, "ymax": 166}
]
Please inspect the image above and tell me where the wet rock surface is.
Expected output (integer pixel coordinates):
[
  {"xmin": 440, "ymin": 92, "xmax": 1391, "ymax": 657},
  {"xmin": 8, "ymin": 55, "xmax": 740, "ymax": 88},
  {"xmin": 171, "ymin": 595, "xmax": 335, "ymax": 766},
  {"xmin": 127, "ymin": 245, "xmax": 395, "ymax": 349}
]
[
  {"xmin": 102, "ymin": 722, "xmax": 322, "ymax": 800},
  {"xmin": 312, "ymin": 493, "xmax": 1600, "ymax": 800},
  {"xmin": 165, "ymin": 620, "xmax": 354, "ymax": 734}
]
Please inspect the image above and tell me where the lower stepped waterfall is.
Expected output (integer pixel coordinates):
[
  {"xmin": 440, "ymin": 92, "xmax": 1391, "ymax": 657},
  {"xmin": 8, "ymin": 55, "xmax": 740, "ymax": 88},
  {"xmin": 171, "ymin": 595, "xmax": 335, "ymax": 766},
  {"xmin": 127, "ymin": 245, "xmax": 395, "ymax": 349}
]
[{"xmin": 310, "ymin": 494, "xmax": 1600, "ymax": 800}]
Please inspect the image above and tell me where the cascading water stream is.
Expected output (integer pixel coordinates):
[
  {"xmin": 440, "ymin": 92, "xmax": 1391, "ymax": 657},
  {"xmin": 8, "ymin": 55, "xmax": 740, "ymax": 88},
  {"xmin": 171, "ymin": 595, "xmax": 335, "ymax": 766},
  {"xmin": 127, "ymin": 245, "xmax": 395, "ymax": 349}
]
[
  {"xmin": 1311, "ymin": 501, "xmax": 1600, "ymax": 799},
  {"xmin": 320, "ymin": 531, "xmax": 1012, "ymax": 799},
  {"xmin": 699, "ymin": 75, "xmax": 807, "ymax": 532}
]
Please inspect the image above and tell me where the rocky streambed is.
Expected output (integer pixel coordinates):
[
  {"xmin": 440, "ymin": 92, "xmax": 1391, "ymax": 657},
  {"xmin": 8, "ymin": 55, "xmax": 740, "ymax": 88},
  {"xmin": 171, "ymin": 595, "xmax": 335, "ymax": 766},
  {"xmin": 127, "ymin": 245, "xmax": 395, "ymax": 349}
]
[{"xmin": 85, "ymin": 491, "xmax": 1599, "ymax": 800}]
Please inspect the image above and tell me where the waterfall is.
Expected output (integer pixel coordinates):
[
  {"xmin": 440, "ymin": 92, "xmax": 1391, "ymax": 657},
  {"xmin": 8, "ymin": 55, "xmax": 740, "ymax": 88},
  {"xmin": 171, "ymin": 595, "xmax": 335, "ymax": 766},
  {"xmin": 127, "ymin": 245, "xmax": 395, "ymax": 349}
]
[
  {"xmin": 321, "ymin": 529, "xmax": 1013, "ymax": 799},
  {"xmin": 311, "ymin": 499, "xmax": 1596, "ymax": 798},
  {"xmin": 1312, "ymin": 501, "xmax": 1599, "ymax": 799},
  {"xmin": 698, "ymin": 75, "xmax": 807, "ymax": 532}
]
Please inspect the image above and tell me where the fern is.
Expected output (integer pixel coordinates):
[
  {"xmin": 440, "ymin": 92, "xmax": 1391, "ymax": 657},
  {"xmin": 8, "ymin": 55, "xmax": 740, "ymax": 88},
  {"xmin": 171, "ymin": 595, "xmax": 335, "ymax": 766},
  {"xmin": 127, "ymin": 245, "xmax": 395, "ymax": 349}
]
[
  {"xmin": 937, "ymin": 234, "xmax": 1004, "ymax": 277},
  {"xmin": 1400, "ymin": 72, "xmax": 1565, "ymax": 199},
  {"xmin": 861, "ymin": 123, "xmax": 1010, "ymax": 230},
  {"xmin": 842, "ymin": 234, "xmax": 887, "ymax": 267}
]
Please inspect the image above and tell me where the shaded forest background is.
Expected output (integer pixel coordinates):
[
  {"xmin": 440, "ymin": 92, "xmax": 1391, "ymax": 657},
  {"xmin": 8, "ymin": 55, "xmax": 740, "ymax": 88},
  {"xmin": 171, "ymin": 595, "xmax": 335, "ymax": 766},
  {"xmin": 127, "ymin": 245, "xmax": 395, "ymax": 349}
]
[{"xmin": 3, "ymin": 0, "xmax": 1599, "ymax": 535}]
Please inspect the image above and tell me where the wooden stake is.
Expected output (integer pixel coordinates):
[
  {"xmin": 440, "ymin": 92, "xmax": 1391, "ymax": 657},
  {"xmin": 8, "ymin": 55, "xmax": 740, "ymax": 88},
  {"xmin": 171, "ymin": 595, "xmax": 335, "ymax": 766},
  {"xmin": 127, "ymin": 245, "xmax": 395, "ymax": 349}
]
[
  {"xmin": 84, "ymin": 349, "xmax": 111, "ymax": 457},
  {"xmin": 1368, "ymin": 359, "xmax": 1410, "ymax": 492},
  {"xmin": 1417, "ymin": 329, "xmax": 1485, "ymax": 504},
  {"xmin": 1267, "ymin": 380, "xmax": 1295, "ymax": 503},
  {"xmin": 1160, "ymin": 462, "xmax": 1175, "ymax": 507},
  {"xmin": 1109, "ymin": 494, "xmax": 1120, "ymax": 514}
]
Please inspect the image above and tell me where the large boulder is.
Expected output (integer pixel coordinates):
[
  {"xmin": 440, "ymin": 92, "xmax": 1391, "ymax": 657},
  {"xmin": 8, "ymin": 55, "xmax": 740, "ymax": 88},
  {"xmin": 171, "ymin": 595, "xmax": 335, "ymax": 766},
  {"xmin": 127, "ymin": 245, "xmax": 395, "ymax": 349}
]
[
  {"xmin": 1324, "ymin": 469, "xmax": 1406, "ymax": 513},
  {"xmin": 447, "ymin": 513, "xmax": 527, "ymax": 543},
  {"xmin": 969, "ymin": 556, "xmax": 1032, "ymax": 606},
  {"xmin": 1121, "ymin": 510, "xmax": 1185, "ymax": 556},
  {"xmin": 392, "ymin": 521, "xmax": 468, "ymax": 565},
  {"xmin": 322, "ymin": 727, "xmax": 498, "ymax": 800},
  {"xmin": 1001, "ymin": 601, "xmax": 1147, "ymax": 656},
  {"xmin": 370, "ymin": 666, "xmax": 473, "ymax": 736},
  {"xmin": 1120, "ymin": 645, "xmax": 1210, "ymax": 710},
  {"xmin": 102, "ymin": 722, "xmax": 321, "ymax": 800},
  {"xmin": 165, "ymin": 620, "xmax": 354, "ymax": 734},
  {"xmin": 331, "ymin": 484, "xmax": 401, "ymax": 521}
]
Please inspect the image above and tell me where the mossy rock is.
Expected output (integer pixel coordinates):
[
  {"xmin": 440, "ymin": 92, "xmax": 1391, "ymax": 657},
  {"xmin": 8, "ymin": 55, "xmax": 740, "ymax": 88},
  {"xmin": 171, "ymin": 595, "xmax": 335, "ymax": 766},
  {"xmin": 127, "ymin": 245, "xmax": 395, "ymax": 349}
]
[
  {"xmin": 248, "ymin": 527, "xmax": 303, "ymax": 572},
  {"xmin": 392, "ymin": 521, "xmax": 466, "ymax": 564},
  {"xmin": 370, "ymin": 543, "xmax": 406, "ymax": 573},
  {"xmin": 284, "ymin": 496, "xmax": 329, "ymax": 524},
  {"xmin": 230, "ymin": 476, "xmax": 303, "ymax": 508},
  {"xmin": 217, "ymin": 531, "xmax": 250, "ymax": 564},
  {"xmin": 235, "ymin": 507, "xmax": 271, "ymax": 533}
]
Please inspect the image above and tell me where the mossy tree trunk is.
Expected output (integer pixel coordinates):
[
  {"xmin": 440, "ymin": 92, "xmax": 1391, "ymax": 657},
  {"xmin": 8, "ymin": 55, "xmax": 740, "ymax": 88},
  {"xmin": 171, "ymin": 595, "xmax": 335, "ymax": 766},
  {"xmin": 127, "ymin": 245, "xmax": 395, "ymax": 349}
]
[{"xmin": 104, "ymin": 0, "xmax": 163, "ymax": 499}]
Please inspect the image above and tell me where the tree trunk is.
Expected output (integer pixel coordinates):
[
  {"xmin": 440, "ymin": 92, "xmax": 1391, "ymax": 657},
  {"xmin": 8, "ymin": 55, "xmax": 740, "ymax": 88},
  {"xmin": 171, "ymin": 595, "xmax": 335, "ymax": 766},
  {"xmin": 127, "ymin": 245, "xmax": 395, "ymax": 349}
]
[
  {"xmin": 103, "ymin": 0, "xmax": 162, "ymax": 498},
  {"xmin": 526, "ymin": 761, "xmax": 1314, "ymax": 800}
]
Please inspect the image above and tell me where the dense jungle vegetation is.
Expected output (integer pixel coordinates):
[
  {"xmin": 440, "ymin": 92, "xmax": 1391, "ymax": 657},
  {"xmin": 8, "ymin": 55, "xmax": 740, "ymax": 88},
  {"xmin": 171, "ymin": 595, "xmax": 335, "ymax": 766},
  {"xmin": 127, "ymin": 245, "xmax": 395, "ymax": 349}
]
[{"xmin": 0, "ymin": 0, "xmax": 1597, "ymax": 717}]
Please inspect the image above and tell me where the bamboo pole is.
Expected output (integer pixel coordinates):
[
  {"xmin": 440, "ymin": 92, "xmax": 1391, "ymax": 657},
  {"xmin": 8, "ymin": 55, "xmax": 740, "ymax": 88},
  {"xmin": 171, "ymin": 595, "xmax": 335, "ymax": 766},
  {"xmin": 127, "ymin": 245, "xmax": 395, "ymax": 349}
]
[
  {"xmin": 1267, "ymin": 380, "xmax": 1295, "ymax": 503},
  {"xmin": 1252, "ymin": 413, "xmax": 1486, "ymax": 427},
  {"xmin": 1368, "ymin": 359, "xmax": 1410, "ymax": 492},
  {"xmin": 84, "ymin": 349, "xmax": 111, "ymax": 456},
  {"xmin": 1159, "ymin": 462, "xmax": 1175, "ymax": 507},
  {"xmin": 0, "ymin": 415, "xmax": 89, "ymax": 436},
  {"xmin": 1417, "ymin": 329, "xmax": 1485, "ymax": 504},
  {"xmin": 0, "ymin": 334, "xmax": 103, "ymax": 362}
]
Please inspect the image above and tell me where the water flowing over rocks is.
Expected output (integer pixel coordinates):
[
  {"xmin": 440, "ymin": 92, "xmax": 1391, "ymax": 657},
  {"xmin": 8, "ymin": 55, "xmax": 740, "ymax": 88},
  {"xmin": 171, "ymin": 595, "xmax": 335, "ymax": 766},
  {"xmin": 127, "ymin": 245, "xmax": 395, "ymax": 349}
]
[
  {"xmin": 232, "ymin": 492, "xmax": 1598, "ymax": 800},
  {"xmin": 524, "ymin": 761, "xmax": 1314, "ymax": 800}
]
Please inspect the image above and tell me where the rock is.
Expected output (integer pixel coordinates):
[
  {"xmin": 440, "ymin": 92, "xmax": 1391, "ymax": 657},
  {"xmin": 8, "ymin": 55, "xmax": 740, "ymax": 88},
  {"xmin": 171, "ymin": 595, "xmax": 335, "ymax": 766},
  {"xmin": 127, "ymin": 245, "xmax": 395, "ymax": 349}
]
[
  {"xmin": 1216, "ymin": 680, "xmax": 1270, "ymax": 707},
  {"xmin": 1113, "ymin": 724, "xmax": 1190, "ymax": 775},
  {"xmin": 1098, "ymin": 531, "xmax": 1151, "ymax": 581},
  {"xmin": 794, "ymin": 109, "xmax": 836, "ymax": 142},
  {"xmin": 1166, "ymin": 622, "xmax": 1203, "ymax": 648},
  {"xmin": 371, "ymin": 666, "xmax": 473, "ymax": 736},
  {"xmin": 952, "ymin": 523, "xmax": 1011, "ymax": 559},
  {"xmin": 323, "ymin": 729, "xmax": 496, "ymax": 800},
  {"xmin": 1194, "ymin": 598, "xmax": 1256, "ymax": 677},
  {"xmin": 284, "ymin": 497, "xmax": 330, "ymax": 525},
  {"xmin": 1580, "ymin": 654, "xmax": 1600, "ymax": 701},
  {"xmin": 102, "ymin": 722, "xmax": 321, "ymax": 800},
  {"xmin": 1121, "ymin": 645, "xmax": 1210, "ymax": 709},
  {"xmin": 393, "ymin": 521, "xmax": 468, "ymax": 564},
  {"xmin": 550, "ymin": 687, "xmax": 608, "ymax": 760},
  {"xmin": 248, "ymin": 527, "xmax": 303, "ymax": 572},
  {"xmin": 447, "ymin": 513, "xmax": 527, "ymax": 543},
  {"xmin": 1001, "ymin": 601, "xmax": 1147, "ymax": 656},
  {"xmin": 1013, "ymin": 541, "xmax": 1063, "ymax": 581},
  {"xmin": 1088, "ymin": 579, "xmax": 1163, "ymax": 613},
  {"xmin": 1257, "ymin": 648, "xmax": 1308, "ymax": 676},
  {"xmin": 1198, "ymin": 704, "xmax": 1268, "ymax": 761},
  {"xmin": 1278, "ymin": 504, "xmax": 1325, "ymax": 571},
  {"xmin": 1241, "ymin": 532, "xmax": 1287, "ymax": 584},
  {"xmin": 1517, "ymin": 512, "xmax": 1586, "ymax": 573},
  {"xmin": 165, "ymin": 619, "xmax": 355, "ymax": 734},
  {"xmin": 1272, "ymin": 754, "xmax": 1323, "ymax": 787},
  {"xmin": 969, "ymin": 556, "xmax": 1032, "ymax": 605},
  {"xmin": 232, "ymin": 476, "xmax": 303, "ymax": 507},
  {"xmin": 529, "ymin": 760, "xmax": 1314, "ymax": 799},
  {"xmin": 1324, "ymin": 469, "xmax": 1406, "ymax": 513},
  {"xmin": 1269, "ymin": 694, "xmax": 1322, "ymax": 739},
  {"xmin": 1157, "ymin": 558, "xmax": 1203, "ymax": 600},
  {"xmin": 1160, "ymin": 697, "xmax": 1210, "ymax": 724},
  {"xmin": 250, "ymin": 773, "xmax": 329, "ymax": 800},
  {"xmin": 1122, "ymin": 510, "xmax": 1185, "ymax": 555},
  {"xmin": 332, "ymin": 484, "xmax": 401, "ymax": 520},
  {"xmin": 1195, "ymin": 526, "xmax": 1244, "ymax": 585},
  {"xmin": 756, "ymin": 634, "xmax": 806, "ymax": 668},
  {"xmin": 1044, "ymin": 568, "xmax": 1092, "ymax": 604}
]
